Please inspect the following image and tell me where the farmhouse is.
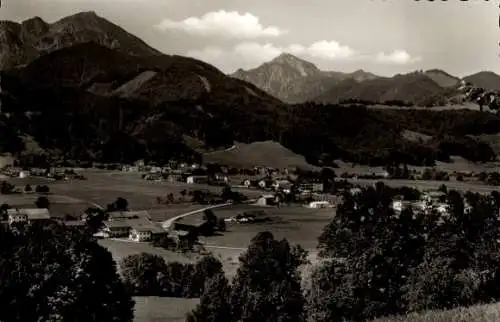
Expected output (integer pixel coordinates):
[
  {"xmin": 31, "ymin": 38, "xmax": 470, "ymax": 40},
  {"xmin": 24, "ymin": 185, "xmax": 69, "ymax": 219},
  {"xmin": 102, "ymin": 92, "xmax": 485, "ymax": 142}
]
[
  {"xmin": 7, "ymin": 208, "xmax": 51, "ymax": 225},
  {"xmin": 128, "ymin": 218, "xmax": 166, "ymax": 242},
  {"xmin": 100, "ymin": 220, "xmax": 131, "ymax": 238},
  {"xmin": 107, "ymin": 210, "xmax": 151, "ymax": 221}
]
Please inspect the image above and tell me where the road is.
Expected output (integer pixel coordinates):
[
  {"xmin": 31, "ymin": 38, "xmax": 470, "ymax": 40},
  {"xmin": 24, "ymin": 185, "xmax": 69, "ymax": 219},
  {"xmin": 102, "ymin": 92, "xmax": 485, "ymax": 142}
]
[
  {"xmin": 161, "ymin": 198, "xmax": 258, "ymax": 230},
  {"xmin": 161, "ymin": 203, "xmax": 233, "ymax": 230}
]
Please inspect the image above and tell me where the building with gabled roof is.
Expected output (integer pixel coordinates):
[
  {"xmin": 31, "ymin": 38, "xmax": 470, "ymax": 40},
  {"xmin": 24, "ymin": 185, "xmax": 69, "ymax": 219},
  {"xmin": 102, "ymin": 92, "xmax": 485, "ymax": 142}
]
[
  {"xmin": 7, "ymin": 208, "xmax": 50, "ymax": 225},
  {"xmin": 128, "ymin": 218, "xmax": 166, "ymax": 242}
]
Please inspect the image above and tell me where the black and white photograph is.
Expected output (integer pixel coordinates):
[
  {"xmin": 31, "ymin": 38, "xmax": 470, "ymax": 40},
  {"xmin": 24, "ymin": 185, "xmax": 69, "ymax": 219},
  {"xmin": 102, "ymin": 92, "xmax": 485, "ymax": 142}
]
[{"xmin": 0, "ymin": 0, "xmax": 500, "ymax": 321}]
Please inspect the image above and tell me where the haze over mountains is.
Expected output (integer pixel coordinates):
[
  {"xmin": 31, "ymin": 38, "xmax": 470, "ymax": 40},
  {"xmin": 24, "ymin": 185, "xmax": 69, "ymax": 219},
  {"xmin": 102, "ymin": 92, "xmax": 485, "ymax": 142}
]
[
  {"xmin": 232, "ymin": 54, "xmax": 500, "ymax": 105},
  {"xmin": 1, "ymin": 11, "xmax": 500, "ymax": 168}
]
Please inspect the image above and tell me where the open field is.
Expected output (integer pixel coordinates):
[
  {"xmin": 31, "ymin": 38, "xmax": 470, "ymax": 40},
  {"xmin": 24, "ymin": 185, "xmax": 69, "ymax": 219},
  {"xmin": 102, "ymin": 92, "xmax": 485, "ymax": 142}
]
[
  {"xmin": 192, "ymin": 204, "xmax": 333, "ymax": 250},
  {"xmin": 133, "ymin": 297, "xmax": 198, "ymax": 322},
  {"xmin": 374, "ymin": 301, "xmax": 500, "ymax": 322},
  {"xmin": 26, "ymin": 169, "xmax": 262, "ymax": 221},
  {"xmin": 335, "ymin": 156, "xmax": 500, "ymax": 176},
  {"xmin": 203, "ymin": 140, "xmax": 319, "ymax": 170},
  {"xmin": 368, "ymin": 102, "xmax": 480, "ymax": 111},
  {"xmin": 348, "ymin": 178, "xmax": 500, "ymax": 194}
]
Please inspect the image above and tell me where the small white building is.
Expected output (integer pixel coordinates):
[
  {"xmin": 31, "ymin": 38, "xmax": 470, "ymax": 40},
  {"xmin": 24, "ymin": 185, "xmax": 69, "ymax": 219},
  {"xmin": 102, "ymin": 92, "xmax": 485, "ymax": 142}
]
[
  {"xmin": 392, "ymin": 200, "xmax": 411, "ymax": 213},
  {"xmin": 19, "ymin": 170, "xmax": 31, "ymax": 178},
  {"xmin": 308, "ymin": 201, "xmax": 331, "ymax": 209},
  {"xmin": 256, "ymin": 194, "xmax": 277, "ymax": 206}
]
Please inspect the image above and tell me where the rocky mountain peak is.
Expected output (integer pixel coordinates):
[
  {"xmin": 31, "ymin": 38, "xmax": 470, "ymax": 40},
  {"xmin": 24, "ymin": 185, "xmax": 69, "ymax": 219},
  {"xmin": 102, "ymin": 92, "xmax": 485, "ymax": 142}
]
[
  {"xmin": 0, "ymin": 11, "xmax": 162, "ymax": 70},
  {"xmin": 270, "ymin": 52, "xmax": 320, "ymax": 76}
]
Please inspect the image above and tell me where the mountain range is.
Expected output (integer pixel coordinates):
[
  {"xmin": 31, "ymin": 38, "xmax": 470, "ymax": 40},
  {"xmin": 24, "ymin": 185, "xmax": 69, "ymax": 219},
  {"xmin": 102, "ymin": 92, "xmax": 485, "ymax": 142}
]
[
  {"xmin": 232, "ymin": 53, "xmax": 378, "ymax": 103},
  {"xmin": 232, "ymin": 55, "xmax": 500, "ymax": 105},
  {"xmin": 1, "ymin": 11, "xmax": 500, "ymax": 168}
]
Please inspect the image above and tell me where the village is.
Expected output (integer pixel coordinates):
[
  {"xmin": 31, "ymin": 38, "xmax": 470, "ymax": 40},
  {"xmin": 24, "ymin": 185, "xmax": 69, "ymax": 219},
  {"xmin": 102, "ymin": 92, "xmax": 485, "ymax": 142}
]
[{"xmin": 0, "ymin": 159, "xmax": 477, "ymax": 254}]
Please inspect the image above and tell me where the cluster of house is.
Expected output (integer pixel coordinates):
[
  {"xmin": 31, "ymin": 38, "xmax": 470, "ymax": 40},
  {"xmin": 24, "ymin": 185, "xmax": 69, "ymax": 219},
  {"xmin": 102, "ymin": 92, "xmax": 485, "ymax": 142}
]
[
  {"xmin": 391, "ymin": 190, "xmax": 456, "ymax": 215},
  {"xmin": 2, "ymin": 207, "xmax": 203, "ymax": 244},
  {"xmin": 0, "ymin": 166, "xmax": 85, "ymax": 181}
]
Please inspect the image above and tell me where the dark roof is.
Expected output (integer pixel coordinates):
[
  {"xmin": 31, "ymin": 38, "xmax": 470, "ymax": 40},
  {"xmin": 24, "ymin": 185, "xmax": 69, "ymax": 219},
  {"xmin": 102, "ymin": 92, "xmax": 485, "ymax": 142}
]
[
  {"xmin": 128, "ymin": 218, "xmax": 165, "ymax": 234},
  {"xmin": 104, "ymin": 220, "xmax": 131, "ymax": 229},
  {"xmin": 7, "ymin": 208, "xmax": 50, "ymax": 220},
  {"xmin": 107, "ymin": 210, "xmax": 151, "ymax": 220}
]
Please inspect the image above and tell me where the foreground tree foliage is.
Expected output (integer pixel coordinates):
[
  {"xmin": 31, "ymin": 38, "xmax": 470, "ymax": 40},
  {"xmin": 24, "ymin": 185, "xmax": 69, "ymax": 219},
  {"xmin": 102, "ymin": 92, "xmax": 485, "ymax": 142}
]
[
  {"xmin": 229, "ymin": 232, "xmax": 307, "ymax": 322},
  {"xmin": 120, "ymin": 253, "xmax": 224, "ymax": 298},
  {"xmin": 187, "ymin": 232, "xmax": 308, "ymax": 322},
  {"xmin": 187, "ymin": 272, "xmax": 232, "ymax": 322},
  {"xmin": 312, "ymin": 183, "xmax": 500, "ymax": 321},
  {"xmin": 0, "ymin": 221, "xmax": 134, "ymax": 322}
]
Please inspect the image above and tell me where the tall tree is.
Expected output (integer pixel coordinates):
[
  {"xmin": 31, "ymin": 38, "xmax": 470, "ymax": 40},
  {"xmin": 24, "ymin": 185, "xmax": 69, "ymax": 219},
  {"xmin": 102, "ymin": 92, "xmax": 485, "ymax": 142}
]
[
  {"xmin": 187, "ymin": 272, "xmax": 232, "ymax": 322},
  {"xmin": 230, "ymin": 231, "xmax": 306, "ymax": 322}
]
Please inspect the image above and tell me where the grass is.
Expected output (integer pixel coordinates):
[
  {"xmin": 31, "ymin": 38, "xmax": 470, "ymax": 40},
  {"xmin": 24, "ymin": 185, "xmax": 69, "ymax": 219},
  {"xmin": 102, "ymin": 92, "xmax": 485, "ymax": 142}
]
[
  {"xmin": 98, "ymin": 239, "xmax": 200, "ymax": 266},
  {"xmin": 202, "ymin": 141, "xmax": 319, "ymax": 170},
  {"xmin": 133, "ymin": 297, "xmax": 198, "ymax": 322},
  {"xmin": 200, "ymin": 204, "xmax": 333, "ymax": 250},
  {"xmin": 374, "ymin": 302, "xmax": 500, "ymax": 322}
]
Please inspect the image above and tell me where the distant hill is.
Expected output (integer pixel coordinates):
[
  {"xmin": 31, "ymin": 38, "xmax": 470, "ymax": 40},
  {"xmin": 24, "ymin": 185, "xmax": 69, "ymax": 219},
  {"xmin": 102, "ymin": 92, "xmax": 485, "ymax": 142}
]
[
  {"xmin": 314, "ymin": 72, "xmax": 451, "ymax": 106},
  {"xmin": 231, "ymin": 53, "xmax": 378, "ymax": 103},
  {"xmin": 0, "ymin": 41, "xmax": 284, "ymax": 164},
  {"xmin": 0, "ymin": 11, "xmax": 162, "ymax": 70},
  {"xmin": 424, "ymin": 69, "xmax": 460, "ymax": 88},
  {"xmin": 463, "ymin": 71, "xmax": 500, "ymax": 91},
  {"xmin": 203, "ymin": 141, "xmax": 319, "ymax": 170}
]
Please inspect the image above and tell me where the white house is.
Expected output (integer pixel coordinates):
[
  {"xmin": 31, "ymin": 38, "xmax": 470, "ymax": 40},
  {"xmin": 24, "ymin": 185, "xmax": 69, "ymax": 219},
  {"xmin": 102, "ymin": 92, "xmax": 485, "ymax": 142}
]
[
  {"xmin": 256, "ymin": 194, "xmax": 277, "ymax": 206},
  {"xmin": 19, "ymin": 170, "xmax": 30, "ymax": 178}
]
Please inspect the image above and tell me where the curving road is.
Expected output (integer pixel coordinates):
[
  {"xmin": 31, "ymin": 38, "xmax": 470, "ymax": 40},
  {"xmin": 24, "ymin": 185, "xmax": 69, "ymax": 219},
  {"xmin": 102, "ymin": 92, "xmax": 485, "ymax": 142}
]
[{"xmin": 161, "ymin": 203, "xmax": 233, "ymax": 230}]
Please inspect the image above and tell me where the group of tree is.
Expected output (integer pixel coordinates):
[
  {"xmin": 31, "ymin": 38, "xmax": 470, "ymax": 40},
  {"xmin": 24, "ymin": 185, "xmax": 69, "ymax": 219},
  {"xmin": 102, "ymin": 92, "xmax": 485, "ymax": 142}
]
[
  {"xmin": 311, "ymin": 183, "xmax": 500, "ymax": 321},
  {"xmin": 106, "ymin": 197, "xmax": 128, "ymax": 212},
  {"xmin": 0, "ymin": 220, "xmax": 134, "ymax": 321},
  {"xmin": 188, "ymin": 182, "xmax": 500, "ymax": 322},
  {"xmin": 120, "ymin": 253, "xmax": 225, "ymax": 298}
]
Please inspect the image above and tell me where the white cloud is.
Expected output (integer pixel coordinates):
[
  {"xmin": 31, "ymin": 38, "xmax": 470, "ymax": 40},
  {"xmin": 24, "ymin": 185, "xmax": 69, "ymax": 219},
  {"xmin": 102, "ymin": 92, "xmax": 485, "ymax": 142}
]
[
  {"xmin": 188, "ymin": 40, "xmax": 359, "ymax": 66},
  {"xmin": 375, "ymin": 50, "xmax": 422, "ymax": 65},
  {"xmin": 155, "ymin": 10, "xmax": 287, "ymax": 39},
  {"xmin": 289, "ymin": 41, "xmax": 356, "ymax": 60},
  {"xmin": 187, "ymin": 42, "xmax": 421, "ymax": 73}
]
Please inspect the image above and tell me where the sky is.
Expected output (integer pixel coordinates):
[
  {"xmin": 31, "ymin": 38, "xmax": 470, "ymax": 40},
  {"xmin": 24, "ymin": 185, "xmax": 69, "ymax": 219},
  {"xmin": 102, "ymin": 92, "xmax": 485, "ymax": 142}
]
[{"xmin": 0, "ymin": 0, "xmax": 498, "ymax": 77}]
